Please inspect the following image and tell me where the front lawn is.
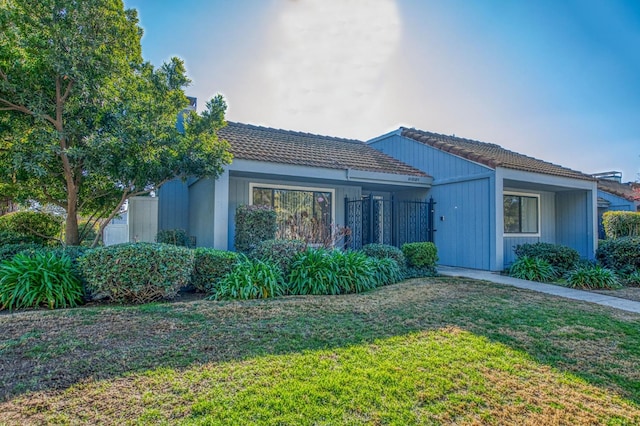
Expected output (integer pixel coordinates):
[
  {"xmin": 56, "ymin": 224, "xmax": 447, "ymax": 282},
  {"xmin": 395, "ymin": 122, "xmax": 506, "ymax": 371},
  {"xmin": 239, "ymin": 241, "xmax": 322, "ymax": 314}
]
[{"xmin": 2, "ymin": 277, "xmax": 640, "ymax": 425}]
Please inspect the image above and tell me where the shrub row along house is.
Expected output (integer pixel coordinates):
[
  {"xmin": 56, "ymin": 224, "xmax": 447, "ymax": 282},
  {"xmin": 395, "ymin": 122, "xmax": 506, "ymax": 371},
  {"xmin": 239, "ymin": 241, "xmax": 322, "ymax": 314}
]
[{"xmin": 151, "ymin": 119, "xmax": 601, "ymax": 272}]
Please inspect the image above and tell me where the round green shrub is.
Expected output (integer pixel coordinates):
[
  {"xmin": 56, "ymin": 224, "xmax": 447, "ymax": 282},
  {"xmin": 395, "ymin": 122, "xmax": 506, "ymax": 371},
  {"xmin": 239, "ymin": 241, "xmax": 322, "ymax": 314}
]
[
  {"xmin": 513, "ymin": 242, "xmax": 579, "ymax": 275},
  {"xmin": 565, "ymin": 265, "xmax": 620, "ymax": 289},
  {"xmin": 0, "ymin": 211, "xmax": 63, "ymax": 245},
  {"xmin": 211, "ymin": 258, "xmax": 285, "ymax": 300},
  {"xmin": 401, "ymin": 242, "xmax": 438, "ymax": 270},
  {"xmin": 250, "ymin": 239, "xmax": 307, "ymax": 275},
  {"xmin": 362, "ymin": 243, "xmax": 406, "ymax": 266},
  {"xmin": 508, "ymin": 256, "xmax": 556, "ymax": 282},
  {"xmin": 156, "ymin": 229, "xmax": 191, "ymax": 247},
  {"xmin": 78, "ymin": 243, "xmax": 194, "ymax": 304},
  {"xmin": 596, "ymin": 236, "xmax": 640, "ymax": 274},
  {"xmin": 192, "ymin": 248, "xmax": 240, "ymax": 293},
  {"xmin": 0, "ymin": 252, "xmax": 83, "ymax": 311}
]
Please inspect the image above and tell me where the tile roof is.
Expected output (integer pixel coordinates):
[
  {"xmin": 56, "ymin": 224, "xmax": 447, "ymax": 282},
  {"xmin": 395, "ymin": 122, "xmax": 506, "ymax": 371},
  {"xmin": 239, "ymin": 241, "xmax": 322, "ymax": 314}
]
[
  {"xmin": 218, "ymin": 122, "xmax": 430, "ymax": 177},
  {"xmin": 400, "ymin": 128, "xmax": 595, "ymax": 181},
  {"xmin": 597, "ymin": 179, "xmax": 640, "ymax": 202}
]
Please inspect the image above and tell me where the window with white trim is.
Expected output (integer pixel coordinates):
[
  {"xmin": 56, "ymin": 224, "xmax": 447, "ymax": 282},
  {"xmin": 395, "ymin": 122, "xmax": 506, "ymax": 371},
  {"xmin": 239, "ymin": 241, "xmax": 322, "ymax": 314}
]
[
  {"xmin": 251, "ymin": 184, "xmax": 333, "ymax": 243},
  {"xmin": 503, "ymin": 193, "xmax": 539, "ymax": 234}
]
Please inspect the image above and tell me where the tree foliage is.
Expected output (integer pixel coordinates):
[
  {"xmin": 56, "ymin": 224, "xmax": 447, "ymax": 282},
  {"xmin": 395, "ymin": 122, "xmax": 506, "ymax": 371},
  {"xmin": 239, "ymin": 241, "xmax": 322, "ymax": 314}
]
[{"xmin": 0, "ymin": 0, "xmax": 232, "ymax": 246}]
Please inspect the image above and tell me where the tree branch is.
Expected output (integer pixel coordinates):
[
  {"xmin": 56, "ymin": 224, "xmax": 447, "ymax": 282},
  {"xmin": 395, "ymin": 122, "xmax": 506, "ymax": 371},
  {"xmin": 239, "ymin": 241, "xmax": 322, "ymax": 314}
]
[{"xmin": 92, "ymin": 189, "xmax": 131, "ymax": 248}]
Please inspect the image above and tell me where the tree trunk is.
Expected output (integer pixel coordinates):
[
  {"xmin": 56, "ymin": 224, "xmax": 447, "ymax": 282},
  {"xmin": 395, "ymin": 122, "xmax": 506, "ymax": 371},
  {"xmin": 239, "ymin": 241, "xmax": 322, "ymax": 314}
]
[{"xmin": 65, "ymin": 186, "xmax": 80, "ymax": 246}]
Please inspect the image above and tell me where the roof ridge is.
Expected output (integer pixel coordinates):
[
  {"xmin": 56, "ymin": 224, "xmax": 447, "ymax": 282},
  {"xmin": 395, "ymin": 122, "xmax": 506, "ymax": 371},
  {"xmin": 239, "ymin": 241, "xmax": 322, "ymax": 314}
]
[{"xmin": 226, "ymin": 121, "xmax": 366, "ymax": 145}]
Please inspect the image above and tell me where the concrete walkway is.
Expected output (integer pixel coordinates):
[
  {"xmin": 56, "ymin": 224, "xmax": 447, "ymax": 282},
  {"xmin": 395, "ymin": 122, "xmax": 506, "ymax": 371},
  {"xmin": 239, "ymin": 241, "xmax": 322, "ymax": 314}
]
[{"xmin": 438, "ymin": 266, "xmax": 640, "ymax": 314}]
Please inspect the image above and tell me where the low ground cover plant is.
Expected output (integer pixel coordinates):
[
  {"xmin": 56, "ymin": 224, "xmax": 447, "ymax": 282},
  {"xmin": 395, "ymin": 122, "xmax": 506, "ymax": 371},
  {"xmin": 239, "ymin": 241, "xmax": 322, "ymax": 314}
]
[
  {"xmin": 211, "ymin": 257, "xmax": 285, "ymax": 300},
  {"xmin": 0, "ymin": 251, "xmax": 82, "ymax": 311},
  {"xmin": 191, "ymin": 248, "xmax": 240, "ymax": 292},
  {"xmin": 79, "ymin": 243, "xmax": 194, "ymax": 304},
  {"xmin": 509, "ymin": 256, "xmax": 556, "ymax": 282}
]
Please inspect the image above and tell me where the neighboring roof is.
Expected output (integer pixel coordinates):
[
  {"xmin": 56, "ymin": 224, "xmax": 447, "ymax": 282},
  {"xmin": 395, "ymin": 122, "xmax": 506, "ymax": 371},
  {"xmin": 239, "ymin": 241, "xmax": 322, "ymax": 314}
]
[
  {"xmin": 597, "ymin": 179, "xmax": 640, "ymax": 202},
  {"xmin": 218, "ymin": 122, "xmax": 430, "ymax": 177},
  {"xmin": 400, "ymin": 128, "xmax": 595, "ymax": 181}
]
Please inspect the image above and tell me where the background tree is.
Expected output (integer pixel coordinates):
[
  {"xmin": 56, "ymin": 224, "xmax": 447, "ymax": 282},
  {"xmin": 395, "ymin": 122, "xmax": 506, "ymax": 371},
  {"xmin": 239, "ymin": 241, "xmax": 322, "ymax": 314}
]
[{"xmin": 0, "ymin": 0, "xmax": 231, "ymax": 246}]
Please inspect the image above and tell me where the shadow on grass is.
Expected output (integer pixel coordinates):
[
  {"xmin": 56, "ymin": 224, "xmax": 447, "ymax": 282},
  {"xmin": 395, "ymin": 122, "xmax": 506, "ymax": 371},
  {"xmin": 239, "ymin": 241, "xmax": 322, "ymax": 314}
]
[{"xmin": 1, "ymin": 277, "xmax": 640, "ymax": 405}]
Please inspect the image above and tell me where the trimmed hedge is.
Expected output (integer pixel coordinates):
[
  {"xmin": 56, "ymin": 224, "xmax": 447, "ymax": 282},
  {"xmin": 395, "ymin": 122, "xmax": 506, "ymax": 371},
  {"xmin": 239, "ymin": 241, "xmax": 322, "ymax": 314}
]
[
  {"xmin": 602, "ymin": 211, "xmax": 640, "ymax": 239},
  {"xmin": 0, "ymin": 211, "xmax": 62, "ymax": 245},
  {"xmin": 250, "ymin": 239, "xmax": 307, "ymax": 275},
  {"xmin": 596, "ymin": 236, "xmax": 640, "ymax": 274},
  {"xmin": 361, "ymin": 243, "xmax": 406, "ymax": 267},
  {"xmin": 78, "ymin": 243, "xmax": 194, "ymax": 304},
  {"xmin": 0, "ymin": 242, "xmax": 43, "ymax": 262},
  {"xmin": 513, "ymin": 242, "xmax": 579, "ymax": 275},
  {"xmin": 192, "ymin": 248, "xmax": 241, "ymax": 292},
  {"xmin": 0, "ymin": 229, "xmax": 37, "ymax": 245},
  {"xmin": 234, "ymin": 205, "xmax": 277, "ymax": 253},
  {"xmin": 402, "ymin": 242, "xmax": 437, "ymax": 269}
]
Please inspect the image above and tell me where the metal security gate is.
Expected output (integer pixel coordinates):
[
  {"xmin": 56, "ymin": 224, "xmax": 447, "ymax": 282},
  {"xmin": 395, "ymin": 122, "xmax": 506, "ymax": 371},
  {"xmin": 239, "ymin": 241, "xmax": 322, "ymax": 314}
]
[{"xmin": 344, "ymin": 196, "xmax": 435, "ymax": 250}]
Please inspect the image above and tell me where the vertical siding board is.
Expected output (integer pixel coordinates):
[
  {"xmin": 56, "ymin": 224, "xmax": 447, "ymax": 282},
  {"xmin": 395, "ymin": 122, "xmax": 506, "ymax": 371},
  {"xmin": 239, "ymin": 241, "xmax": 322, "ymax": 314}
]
[
  {"xmin": 188, "ymin": 178, "xmax": 216, "ymax": 247},
  {"xmin": 370, "ymin": 135, "xmax": 490, "ymax": 180},
  {"xmin": 556, "ymin": 191, "xmax": 590, "ymax": 258},
  {"xmin": 158, "ymin": 179, "xmax": 189, "ymax": 231}
]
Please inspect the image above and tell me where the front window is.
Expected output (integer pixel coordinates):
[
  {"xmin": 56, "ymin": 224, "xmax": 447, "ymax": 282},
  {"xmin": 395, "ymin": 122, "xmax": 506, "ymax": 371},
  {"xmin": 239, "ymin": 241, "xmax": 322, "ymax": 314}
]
[
  {"xmin": 504, "ymin": 193, "xmax": 539, "ymax": 234},
  {"xmin": 251, "ymin": 184, "xmax": 333, "ymax": 243}
]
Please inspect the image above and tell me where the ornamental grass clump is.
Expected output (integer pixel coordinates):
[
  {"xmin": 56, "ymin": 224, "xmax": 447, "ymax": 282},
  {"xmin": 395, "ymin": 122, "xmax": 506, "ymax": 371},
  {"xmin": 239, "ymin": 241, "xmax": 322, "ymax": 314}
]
[
  {"xmin": 288, "ymin": 248, "xmax": 377, "ymax": 295},
  {"xmin": 0, "ymin": 252, "xmax": 83, "ymax": 311},
  {"xmin": 565, "ymin": 265, "xmax": 620, "ymax": 290},
  {"xmin": 211, "ymin": 258, "xmax": 285, "ymax": 300},
  {"xmin": 78, "ymin": 243, "xmax": 194, "ymax": 304},
  {"xmin": 369, "ymin": 257, "xmax": 403, "ymax": 286},
  {"xmin": 508, "ymin": 256, "xmax": 556, "ymax": 282}
]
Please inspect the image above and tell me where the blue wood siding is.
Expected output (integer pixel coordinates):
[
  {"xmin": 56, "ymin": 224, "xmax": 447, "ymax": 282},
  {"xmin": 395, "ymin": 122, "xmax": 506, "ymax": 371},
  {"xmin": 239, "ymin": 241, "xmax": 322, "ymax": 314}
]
[
  {"xmin": 157, "ymin": 179, "xmax": 189, "ymax": 232},
  {"xmin": 227, "ymin": 176, "xmax": 362, "ymax": 251},
  {"xmin": 598, "ymin": 190, "xmax": 635, "ymax": 211},
  {"xmin": 502, "ymin": 191, "xmax": 555, "ymax": 266},
  {"xmin": 370, "ymin": 134, "xmax": 490, "ymax": 180},
  {"xmin": 556, "ymin": 191, "xmax": 593, "ymax": 259},
  {"xmin": 189, "ymin": 178, "xmax": 216, "ymax": 247},
  {"xmin": 431, "ymin": 178, "xmax": 491, "ymax": 269}
]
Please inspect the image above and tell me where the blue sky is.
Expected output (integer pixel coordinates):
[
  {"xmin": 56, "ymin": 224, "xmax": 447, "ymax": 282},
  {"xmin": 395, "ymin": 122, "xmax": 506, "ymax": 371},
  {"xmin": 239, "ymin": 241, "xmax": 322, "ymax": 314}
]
[{"xmin": 124, "ymin": 0, "xmax": 640, "ymax": 182}]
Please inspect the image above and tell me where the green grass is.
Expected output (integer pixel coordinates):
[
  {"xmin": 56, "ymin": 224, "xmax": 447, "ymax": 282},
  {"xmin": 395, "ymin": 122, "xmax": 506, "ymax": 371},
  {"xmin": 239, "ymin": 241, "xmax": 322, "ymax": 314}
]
[{"xmin": 1, "ymin": 277, "xmax": 640, "ymax": 425}]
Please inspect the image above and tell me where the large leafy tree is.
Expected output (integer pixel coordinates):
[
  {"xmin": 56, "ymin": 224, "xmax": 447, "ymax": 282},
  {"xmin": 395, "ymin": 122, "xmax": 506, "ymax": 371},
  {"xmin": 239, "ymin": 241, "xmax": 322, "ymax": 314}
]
[{"xmin": 0, "ymin": 0, "xmax": 231, "ymax": 246}]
